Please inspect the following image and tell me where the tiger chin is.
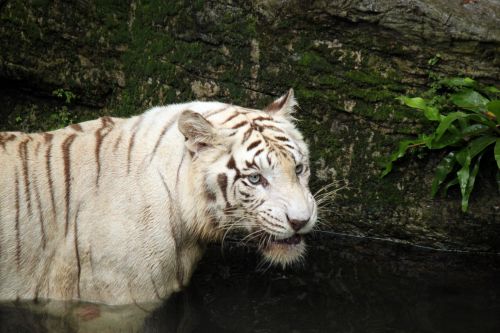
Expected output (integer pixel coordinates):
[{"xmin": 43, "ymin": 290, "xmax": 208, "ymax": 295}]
[{"xmin": 0, "ymin": 88, "xmax": 317, "ymax": 305}]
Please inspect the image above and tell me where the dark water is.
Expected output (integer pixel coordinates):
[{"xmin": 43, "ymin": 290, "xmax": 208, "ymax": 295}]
[{"xmin": 1, "ymin": 236, "xmax": 499, "ymax": 333}]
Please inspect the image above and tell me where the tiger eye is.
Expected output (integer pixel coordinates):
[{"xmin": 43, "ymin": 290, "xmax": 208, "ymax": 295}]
[
  {"xmin": 248, "ymin": 173, "xmax": 261, "ymax": 185},
  {"xmin": 295, "ymin": 164, "xmax": 304, "ymax": 175}
]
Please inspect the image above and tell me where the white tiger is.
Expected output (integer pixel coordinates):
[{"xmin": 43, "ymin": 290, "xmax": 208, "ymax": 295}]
[{"xmin": 0, "ymin": 89, "xmax": 317, "ymax": 305}]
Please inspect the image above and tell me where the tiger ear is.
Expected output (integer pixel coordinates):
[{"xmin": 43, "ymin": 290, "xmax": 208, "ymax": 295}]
[
  {"xmin": 178, "ymin": 110, "xmax": 218, "ymax": 153},
  {"xmin": 263, "ymin": 88, "xmax": 297, "ymax": 118}
]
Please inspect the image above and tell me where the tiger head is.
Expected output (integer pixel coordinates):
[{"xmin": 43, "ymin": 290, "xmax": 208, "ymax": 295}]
[{"xmin": 178, "ymin": 89, "xmax": 317, "ymax": 266}]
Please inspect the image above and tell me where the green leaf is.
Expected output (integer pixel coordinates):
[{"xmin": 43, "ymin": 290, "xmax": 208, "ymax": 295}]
[
  {"xmin": 495, "ymin": 139, "xmax": 500, "ymax": 170},
  {"xmin": 456, "ymin": 136, "xmax": 496, "ymax": 166},
  {"xmin": 397, "ymin": 96, "xmax": 441, "ymax": 121},
  {"xmin": 381, "ymin": 140, "xmax": 419, "ymax": 177},
  {"xmin": 435, "ymin": 112, "xmax": 469, "ymax": 141},
  {"xmin": 466, "ymin": 113, "xmax": 498, "ymax": 128},
  {"xmin": 466, "ymin": 136, "xmax": 496, "ymax": 160},
  {"xmin": 423, "ymin": 106, "xmax": 441, "ymax": 121},
  {"xmin": 431, "ymin": 152, "xmax": 457, "ymax": 197},
  {"xmin": 487, "ymin": 100, "xmax": 500, "ymax": 123},
  {"xmin": 456, "ymin": 163, "xmax": 470, "ymax": 211},
  {"xmin": 430, "ymin": 131, "xmax": 462, "ymax": 149},
  {"xmin": 456, "ymin": 146, "xmax": 471, "ymax": 168},
  {"xmin": 440, "ymin": 77, "xmax": 476, "ymax": 88},
  {"xmin": 451, "ymin": 90, "xmax": 489, "ymax": 110},
  {"xmin": 487, "ymin": 86, "xmax": 500, "ymax": 94},
  {"xmin": 487, "ymin": 100, "xmax": 500, "ymax": 113},
  {"xmin": 419, "ymin": 133, "xmax": 435, "ymax": 149},
  {"xmin": 461, "ymin": 124, "xmax": 489, "ymax": 137},
  {"xmin": 397, "ymin": 96, "xmax": 428, "ymax": 110},
  {"xmin": 388, "ymin": 78, "xmax": 499, "ymax": 213},
  {"xmin": 458, "ymin": 154, "xmax": 483, "ymax": 212}
]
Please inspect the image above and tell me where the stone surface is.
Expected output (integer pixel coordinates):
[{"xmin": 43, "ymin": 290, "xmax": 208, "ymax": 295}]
[{"xmin": 0, "ymin": 0, "xmax": 499, "ymax": 252}]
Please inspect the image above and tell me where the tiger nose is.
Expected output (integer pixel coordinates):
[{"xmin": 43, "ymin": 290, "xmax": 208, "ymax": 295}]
[{"xmin": 286, "ymin": 214, "xmax": 309, "ymax": 232}]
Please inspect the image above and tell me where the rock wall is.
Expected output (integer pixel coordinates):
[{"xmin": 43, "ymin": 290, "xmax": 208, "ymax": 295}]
[{"xmin": 1, "ymin": 0, "xmax": 499, "ymax": 252}]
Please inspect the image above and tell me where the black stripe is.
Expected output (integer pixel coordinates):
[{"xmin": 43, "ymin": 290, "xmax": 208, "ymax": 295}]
[
  {"xmin": 222, "ymin": 112, "xmax": 241, "ymax": 124},
  {"xmin": 95, "ymin": 117, "xmax": 114, "ymax": 187},
  {"xmin": 252, "ymin": 116, "xmax": 272, "ymax": 122},
  {"xmin": 176, "ymin": 149, "xmax": 186, "ymax": 189},
  {"xmin": 150, "ymin": 116, "xmax": 176, "ymax": 162},
  {"xmin": 0, "ymin": 133, "xmax": 16, "ymax": 151},
  {"xmin": 245, "ymin": 160, "xmax": 257, "ymax": 169},
  {"xmin": 254, "ymin": 148, "xmax": 264, "ymax": 157},
  {"xmin": 74, "ymin": 204, "xmax": 81, "ymax": 298},
  {"xmin": 159, "ymin": 172, "xmax": 184, "ymax": 286},
  {"xmin": 239, "ymin": 190, "xmax": 250, "ymax": 198},
  {"xmin": 241, "ymin": 180, "xmax": 251, "ymax": 187},
  {"xmin": 241, "ymin": 127, "xmax": 253, "ymax": 143},
  {"xmin": 247, "ymin": 140, "xmax": 261, "ymax": 151},
  {"xmin": 62, "ymin": 134, "xmax": 77, "ymax": 237},
  {"xmin": 217, "ymin": 173, "xmax": 229, "ymax": 207},
  {"xmin": 44, "ymin": 133, "xmax": 56, "ymax": 218},
  {"xmin": 113, "ymin": 132, "xmax": 123, "ymax": 152},
  {"xmin": 261, "ymin": 124, "xmax": 285, "ymax": 133},
  {"xmin": 252, "ymin": 199, "xmax": 265, "ymax": 209},
  {"xmin": 231, "ymin": 120, "xmax": 247, "ymax": 129},
  {"xmin": 19, "ymin": 139, "xmax": 32, "ymax": 215},
  {"xmin": 274, "ymin": 136, "xmax": 289, "ymax": 142},
  {"xmin": 226, "ymin": 156, "xmax": 237, "ymax": 170},
  {"xmin": 226, "ymin": 156, "xmax": 242, "ymax": 181},
  {"xmin": 70, "ymin": 124, "xmax": 83, "ymax": 132},
  {"xmin": 127, "ymin": 116, "xmax": 143, "ymax": 174},
  {"xmin": 35, "ymin": 142, "xmax": 41, "ymax": 156},
  {"xmin": 33, "ymin": 171, "xmax": 46, "ymax": 249},
  {"xmin": 204, "ymin": 106, "xmax": 229, "ymax": 118},
  {"xmin": 89, "ymin": 247, "xmax": 95, "ymax": 278},
  {"xmin": 14, "ymin": 169, "xmax": 20, "ymax": 271}
]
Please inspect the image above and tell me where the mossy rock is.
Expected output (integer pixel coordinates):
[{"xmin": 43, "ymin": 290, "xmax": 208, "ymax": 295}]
[{"xmin": 1, "ymin": 0, "xmax": 499, "ymax": 252}]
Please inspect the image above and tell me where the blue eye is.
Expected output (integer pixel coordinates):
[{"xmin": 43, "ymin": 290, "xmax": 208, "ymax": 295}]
[
  {"xmin": 248, "ymin": 173, "xmax": 261, "ymax": 185},
  {"xmin": 295, "ymin": 164, "xmax": 304, "ymax": 175}
]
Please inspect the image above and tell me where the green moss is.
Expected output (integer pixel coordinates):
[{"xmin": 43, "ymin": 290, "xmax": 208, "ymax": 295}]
[
  {"xmin": 348, "ymin": 87, "xmax": 396, "ymax": 102},
  {"xmin": 295, "ymin": 88, "xmax": 340, "ymax": 106},
  {"xmin": 316, "ymin": 75, "xmax": 344, "ymax": 87},
  {"xmin": 298, "ymin": 115, "xmax": 341, "ymax": 164},
  {"xmin": 346, "ymin": 70, "xmax": 387, "ymax": 85},
  {"xmin": 31, "ymin": 0, "xmax": 49, "ymax": 7},
  {"xmin": 297, "ymin": 51, "xmax": 333, "ymax": 72}
]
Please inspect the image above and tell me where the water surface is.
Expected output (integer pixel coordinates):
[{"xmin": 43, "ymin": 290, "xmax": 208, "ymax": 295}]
[{"xmin": 1, "ymin": 236, "xmax": 499, "ymax": 333}]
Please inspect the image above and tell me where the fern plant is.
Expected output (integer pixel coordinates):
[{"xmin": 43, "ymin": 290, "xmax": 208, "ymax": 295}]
[{"xmin": 382, "ymin": 77, "xmax": 500, "ymax": 212}]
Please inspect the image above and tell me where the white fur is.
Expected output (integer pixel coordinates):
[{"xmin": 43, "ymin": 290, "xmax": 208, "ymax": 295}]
[{"xmin": 0, "ymin": 91, "xmax": 317, "ymax": 305}]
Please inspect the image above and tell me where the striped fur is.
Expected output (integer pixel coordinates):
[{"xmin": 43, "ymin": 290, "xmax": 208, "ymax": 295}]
[{"xmin": 0, "ymin": 89, "xmax": 317, "ymax": 305}]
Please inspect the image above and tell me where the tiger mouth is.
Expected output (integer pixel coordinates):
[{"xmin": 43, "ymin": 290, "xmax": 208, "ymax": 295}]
[
  {"xmin": 259, "ymin": 232, "xmax": 306, "ymax": 266},
  {"xmin": 270, "ymin": 234, "xmax": 302, "ymax": 246},
  {"xmin": 258, "ymin": 233, "xmax": 304, "ymax": 251}
]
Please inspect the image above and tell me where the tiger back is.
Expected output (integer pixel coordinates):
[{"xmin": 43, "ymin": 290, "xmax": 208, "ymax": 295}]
[{"xmin": 0, "ymin": 89, "xmax": 317, "ymax": 305}]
